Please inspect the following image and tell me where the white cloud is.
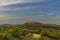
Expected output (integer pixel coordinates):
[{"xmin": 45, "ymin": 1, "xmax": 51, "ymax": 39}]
[
  {"xmin": 0, "ymin": 6, "xmax": 36, "ymax": 12},
  {"xmin": 52, "ymin": 16, "xmax": 60, "ymax": 19},
  {"xmin": 46, "ymin": 13, "xmax": 55, "ymax": 16},
  {"xmin": 0, "ymin": 0, "xmax": 47, "ymax": 6}
]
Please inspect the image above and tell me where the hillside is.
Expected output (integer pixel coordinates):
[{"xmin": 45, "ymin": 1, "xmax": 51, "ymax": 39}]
[
  {"xmin": 0, "ymin": 21, "xmax": 60, "ymax": 40},
  {"xmin": 22, "ymin": 21, "xmax": 59, "ymax": 30}
]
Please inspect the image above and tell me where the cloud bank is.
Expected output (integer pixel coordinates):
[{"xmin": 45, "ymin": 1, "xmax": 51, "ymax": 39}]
[{"xmin": 0, "ymin": 0, "xmax": 47, "ymax": 6}]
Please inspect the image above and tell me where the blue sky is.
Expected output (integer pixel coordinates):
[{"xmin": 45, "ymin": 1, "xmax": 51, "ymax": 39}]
[{"xmin": 0, "ymin": 0, "xmax": 60, "ymax": 24}]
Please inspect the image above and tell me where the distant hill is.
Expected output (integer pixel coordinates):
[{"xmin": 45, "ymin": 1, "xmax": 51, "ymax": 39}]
[{"xmin": 22, "ymin": 21, "xmax": 59, "ymax": 30}]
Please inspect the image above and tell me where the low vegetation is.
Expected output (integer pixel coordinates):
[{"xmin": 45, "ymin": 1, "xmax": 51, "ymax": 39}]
[{"xmin": 0, "ymin": 21, "xmax": 60, "ymax": 40}]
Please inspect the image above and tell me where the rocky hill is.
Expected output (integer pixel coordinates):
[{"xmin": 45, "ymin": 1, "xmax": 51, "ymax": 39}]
[{"xmin": 23, "ymin": 21, "xmax": 59, "ymax": 29}]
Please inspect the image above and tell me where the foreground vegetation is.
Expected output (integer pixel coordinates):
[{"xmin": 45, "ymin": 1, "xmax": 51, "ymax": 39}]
[{"xmin": 0, "ymin": 21, "xmax": 60, "ymax": 40}]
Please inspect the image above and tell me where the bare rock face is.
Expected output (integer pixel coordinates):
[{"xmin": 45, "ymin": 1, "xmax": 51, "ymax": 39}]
[
  {"xmin": 24, "ymin": 21, "xmax": 34, "ymax": 24},
  {"xmin": 26, "ymin": 21, "xmax": 33, "ymax": 24}
]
